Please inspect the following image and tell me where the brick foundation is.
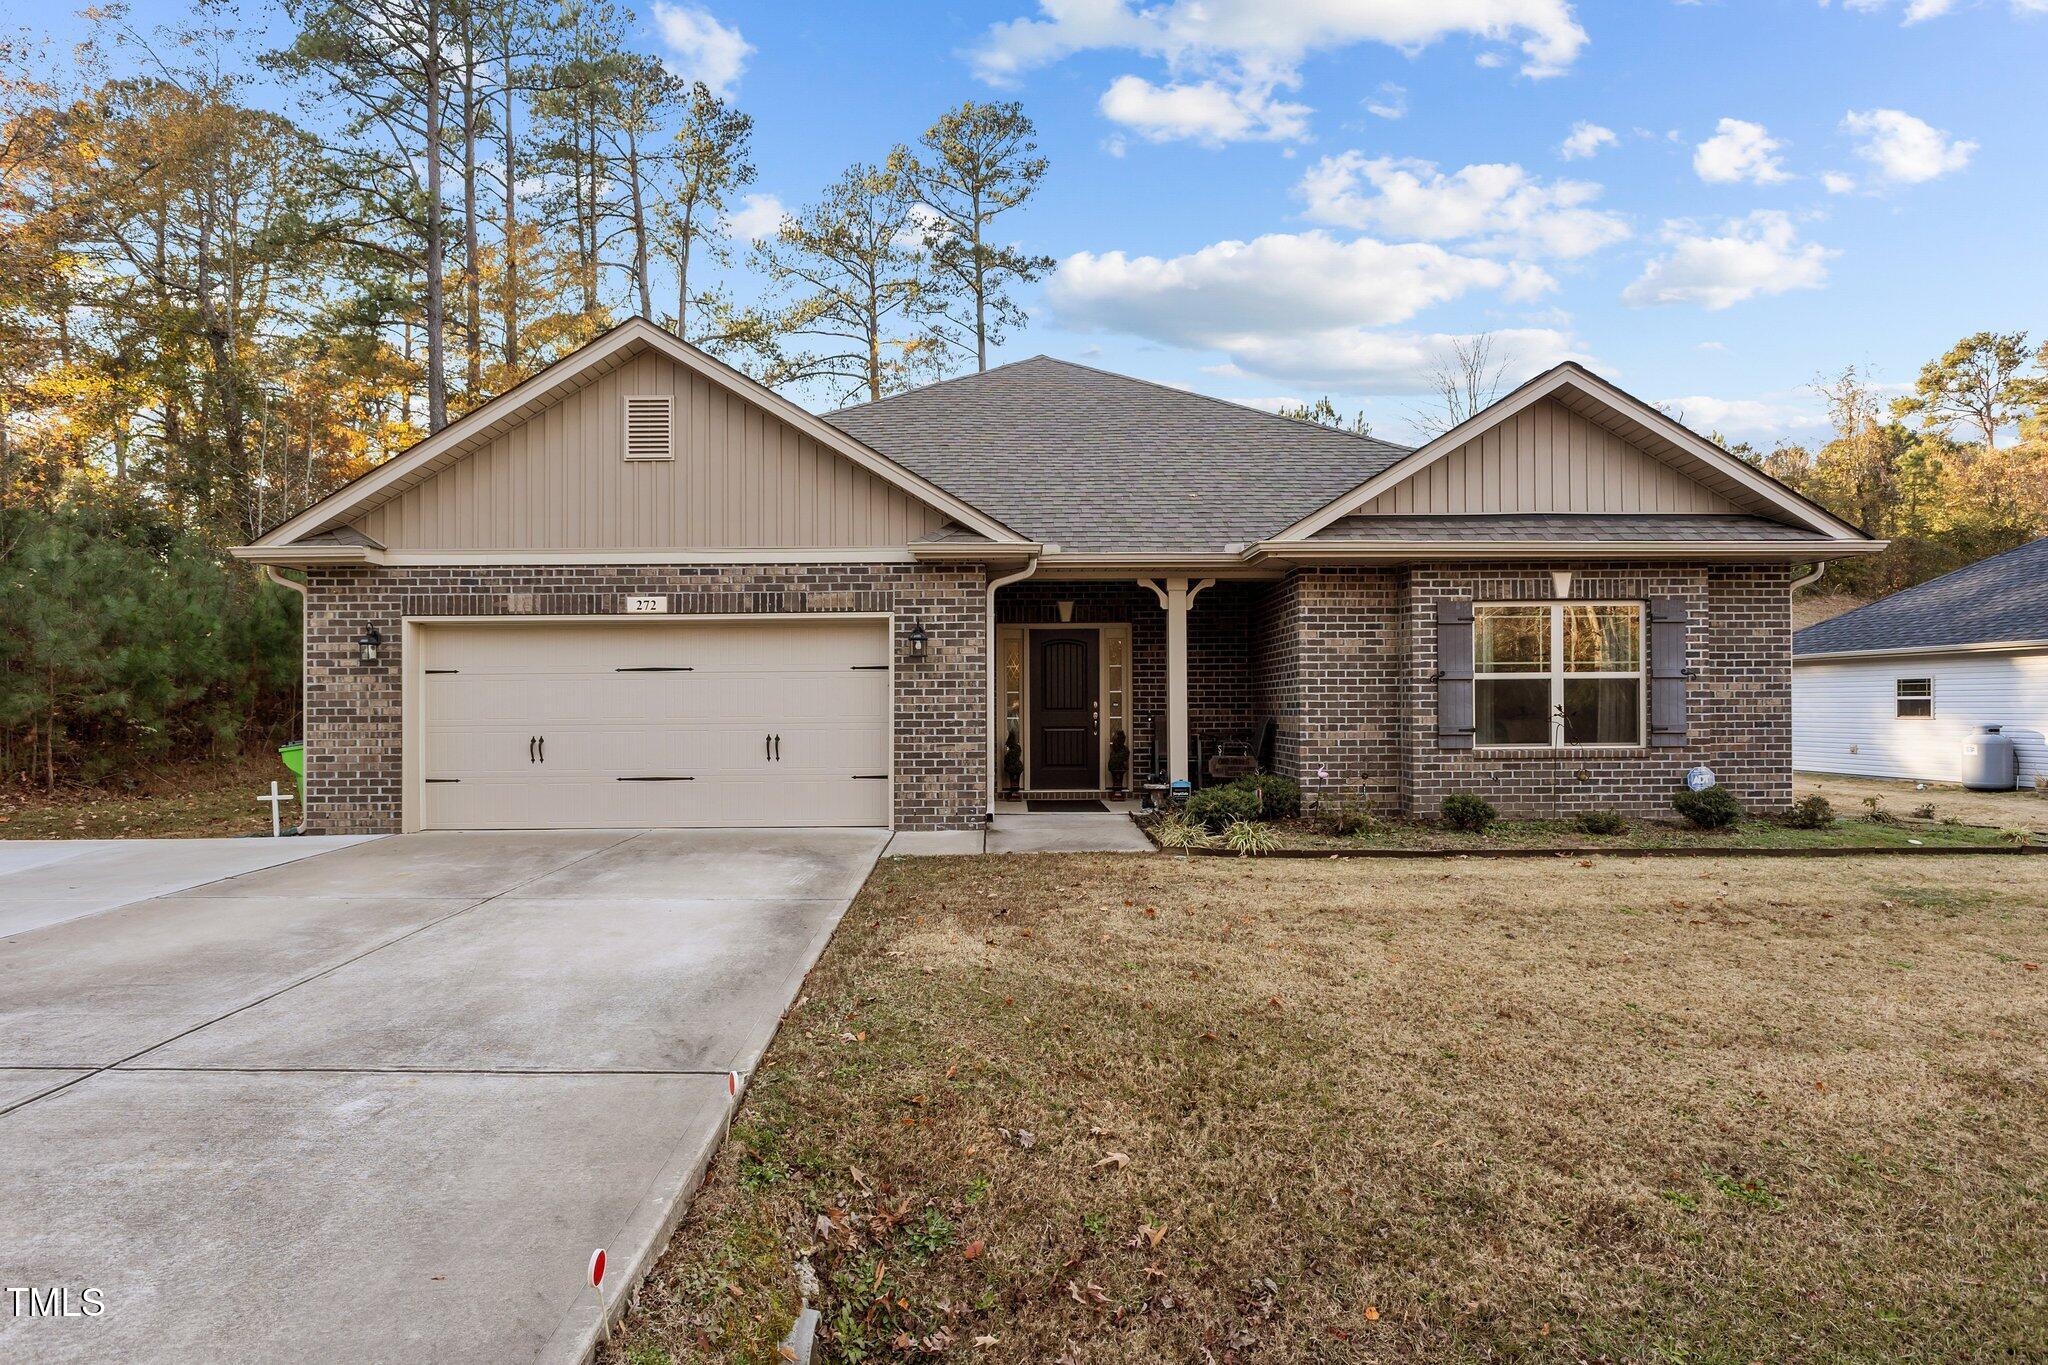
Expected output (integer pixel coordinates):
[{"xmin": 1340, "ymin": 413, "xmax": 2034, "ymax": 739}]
[{"xmin": 301, "ymin": 562, "xmax": 987, "ymax": 834}]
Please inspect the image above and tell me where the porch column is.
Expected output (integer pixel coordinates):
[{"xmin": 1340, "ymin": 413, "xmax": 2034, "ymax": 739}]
[{"xmin": 1146, "ymin": 577, "xmax": 1214, "ymax": 788}]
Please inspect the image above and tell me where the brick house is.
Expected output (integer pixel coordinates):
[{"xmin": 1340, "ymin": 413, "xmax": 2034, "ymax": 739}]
[{"xmin": 236, "ymin": 318, "xmax": 1882, "ymax": 834}]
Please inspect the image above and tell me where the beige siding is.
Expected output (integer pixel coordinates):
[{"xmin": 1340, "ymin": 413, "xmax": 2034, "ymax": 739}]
[
  {"xmin": 1358, "ymin": 397, "xmax": 1740, "ymax": 516},
  {"xmin": 359, "ymin": 351, "xmax": 949, "ymax": 550}
]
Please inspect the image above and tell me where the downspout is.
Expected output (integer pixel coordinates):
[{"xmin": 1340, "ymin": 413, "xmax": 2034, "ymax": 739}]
[
  {"xmin": 260, "ymin": 563, "xmax": 311, "ymax": 778},
  {"xmin": 1790, "ymin": 561, "xmax": 1826, "ymax": 593},
  {"xmin": 986, "ymin": 556, "xmax": 1040, "ymax": 819}
]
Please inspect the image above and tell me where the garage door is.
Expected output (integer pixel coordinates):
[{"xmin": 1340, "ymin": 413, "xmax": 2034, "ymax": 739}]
[{"xmin": 417, "ymin": 620, "xmax": 890, "ymax": 829}]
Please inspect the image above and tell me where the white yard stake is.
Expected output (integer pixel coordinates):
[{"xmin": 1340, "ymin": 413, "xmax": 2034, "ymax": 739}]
[
  {"xmin": 258, "ymin": 781, "xmax": 294, "ymax": 838},
  {"xmin": 726, "ymin": 1069, "xmax": 742, "ymax": 1141},
  {"xmin": 589, "ymin": 1248, "xmax": 608, "ymax": 1343}
]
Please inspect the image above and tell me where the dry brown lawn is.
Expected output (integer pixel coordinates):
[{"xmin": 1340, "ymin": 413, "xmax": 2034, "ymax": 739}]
[
  {"xmin": 611, "ymin": 853, "xmax": 2047, "ymax": 1365},
  {"xmin": 0, "ymin": 753, "xmax": 284, "ymax": 839},
  {"xmin": 1797, "ymin": 770, "xmax": 2048, "ymax": 834}
]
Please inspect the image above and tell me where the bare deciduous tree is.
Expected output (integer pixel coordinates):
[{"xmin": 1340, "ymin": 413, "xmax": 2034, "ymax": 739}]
[{"xmin": 1416, "ymin": 333, "xmax": 1507, "ymax": 438}]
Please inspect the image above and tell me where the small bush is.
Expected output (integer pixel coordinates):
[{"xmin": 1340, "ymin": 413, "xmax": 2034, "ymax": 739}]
[
  {"xmin": 1312, "ymin": 794, "xmax": 1378, "ymax": 837},
  {"xmin": 1150, "ymin": 815, "xmax": 1211, "ymax": 851},
  {"xmin": 1573, "ymin": 808, "xmax": 1627, "ymax": 836},
  {"xmin": 1440, "ymin": 792, "xmax": 1497, "ymax": 832},
  {"xmin": 1222, "ymin": 819, "xmax": 1280, "ymax": 856},
  {"xmin": 1911, "ymin": 801, "xmax": 1936, "ymax": 820},
  {"xmin": 1783, "ymin": 794, "xmax": 1835, "ymax": 829},
  {"xmin": 1183, "ymin": 774, "xmax": 1302, "ymax": 830},
  {"xmin": 1997, "ymin": 827, "xmax": 2031, "ymax": 847},
  {"xmin": 1673, "ymin": 785, "xmax": 1743, "ymax": 829},
  {"xmin": 1861, "ymin": 794, "xmax": 1898, "ymax": 824}
]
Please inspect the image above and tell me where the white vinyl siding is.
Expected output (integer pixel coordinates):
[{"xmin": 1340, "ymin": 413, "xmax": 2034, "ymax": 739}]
[{"xmin": 1793, "ymin": 651, "xmax": 2048, "ymax": 786}]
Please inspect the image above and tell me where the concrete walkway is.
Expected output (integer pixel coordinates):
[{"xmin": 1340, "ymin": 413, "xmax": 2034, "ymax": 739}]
[
  {"xmin": 0, "ymin": 828, "xmax": 884, "ymax": 1364},
  {"xmin": 886, "ymin": 812, "xmax": 1156, "ymax": 856}
]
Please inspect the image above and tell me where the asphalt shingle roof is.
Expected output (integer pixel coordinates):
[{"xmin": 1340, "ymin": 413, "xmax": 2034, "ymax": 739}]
[
  {"xmin": 1795, "ymin": 537, "xmax": 2048, "ymax": 656},
  {"xmin": 823, "ymin": 356, "xmax": 1411, "ymax": 553},
  {"xmin": 1314, "ymin": 514, "xmax": 1825, "ymax": 543}
]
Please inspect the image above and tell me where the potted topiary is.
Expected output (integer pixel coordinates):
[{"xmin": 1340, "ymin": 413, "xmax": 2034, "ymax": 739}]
[
  {"xmin": 1002, "ymin": 730, "xmax": 1024, "ymax": 796},
  {"xmin": 1107, "ymin": 728, "xmax": 1129, "ymax": 798}
]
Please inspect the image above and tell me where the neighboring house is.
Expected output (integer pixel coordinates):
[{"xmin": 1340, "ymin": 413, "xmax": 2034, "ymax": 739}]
[
  {"xmin": 236, "ymin": 318, "xmax": 1881, "ymax": 834},
  {"xmin": 1794, "ymin": 538, "xmax": 2048, "ymax": 786}
]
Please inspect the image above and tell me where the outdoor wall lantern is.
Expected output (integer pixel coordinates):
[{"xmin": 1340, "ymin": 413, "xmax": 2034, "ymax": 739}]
[
  {"xmin": 357, "ymin": 626, "xmax": 383, "ymax": 665},
  {"xmin": 903, "ymin": 620, "xmax": 929, "ymax": 660}
]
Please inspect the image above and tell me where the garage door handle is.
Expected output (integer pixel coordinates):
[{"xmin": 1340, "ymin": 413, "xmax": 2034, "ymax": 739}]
[
  {"xmin": 765, "ymin": 733, "xmax": 772, "ymax": 761},
  {"xmin": 773, "ymin": 734, "xmax": 781, "ymax": 761},
  {"xmin": 528, "ymin": 736, "xmax": 536, "ymax": 764},
  {"xmin": 537, "ymin": 736, "xmax": 545, "ymax": 764}
]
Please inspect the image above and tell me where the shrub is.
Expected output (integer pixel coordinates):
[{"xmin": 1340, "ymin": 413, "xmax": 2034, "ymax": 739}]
[
  {"xmin": 1783, "ymin": 794, "xmax": 1834, "ymax": 829},
  {"xmin": 1673, "ymin": 784, "xmax": 1742, "ymax": 829},
  {"xmin": 1573, "ymin": 808, "xmax": 1627, "ymax": 836},
  {"xmin": 1997, "ymin": 827, "xmax": 2031, "ymax": 847},
  {"xmin": 1440, "ymin": 792, "xmax": 1497, "ymax": 832},
  {"xmin": 1911, "ymin": 801, "xmax": 1936, "ymax": 820},
  {"xmin": 1150, "ymin": 815, "xmax": 1210, "ymax": 851},
  {"xmin": 1312, "ymin": 794, "xmax": 1378, "ymax": 837},
  {"xmin": 1182, "ymin": 774, "xmax": 1301, "ymax": 830},
  {"xmin": 1861, "ymin": 794, "xmax": 1897, "ymax": 824},
  {"xmin": 1222, "ymin": 819, "xmax": 1280, "ymax": 856}
]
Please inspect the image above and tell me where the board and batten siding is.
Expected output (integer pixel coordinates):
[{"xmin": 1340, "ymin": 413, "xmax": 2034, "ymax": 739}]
[
  {"xmin": 1792, "ymin": 651, "xmax": 2048, "ymax": 786},
  {"xmin": 356, "ymin": 350, "xmax": 950, "ymax": 551},
  {"xmin": 1357, "ymin": 396, "xmax": 1741, "ymax": 517}
]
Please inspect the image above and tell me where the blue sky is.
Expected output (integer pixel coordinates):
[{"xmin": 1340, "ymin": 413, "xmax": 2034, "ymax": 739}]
[{"xmin": 67, "ymin": 0, "xmax": 2048, "ymax": 444}]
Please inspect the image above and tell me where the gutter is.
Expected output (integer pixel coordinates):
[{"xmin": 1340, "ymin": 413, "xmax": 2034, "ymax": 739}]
[
  {"xmin": 1795, "ymin": 639, "xmax": 2048, "ymax": 664},
  {"xmin": 1245, "ymin": 538, "xmax": 1890, "ymax": 564}
]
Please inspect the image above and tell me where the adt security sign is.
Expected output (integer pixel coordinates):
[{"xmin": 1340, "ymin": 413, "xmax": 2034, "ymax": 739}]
[{"xmin": 1685, "ymin": 766, "xmax": 1717, "ymax": 792}]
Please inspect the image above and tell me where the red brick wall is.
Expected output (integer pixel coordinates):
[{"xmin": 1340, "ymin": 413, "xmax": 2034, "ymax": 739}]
[{"xmin": 300, "ymin": 562, "xmax": 988, "ymax": 833}]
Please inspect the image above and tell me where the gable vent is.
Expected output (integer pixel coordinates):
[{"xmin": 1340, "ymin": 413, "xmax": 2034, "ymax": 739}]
[{"xmin": 623, "ymin": 395, "xmax": 674, "ymax": 461}]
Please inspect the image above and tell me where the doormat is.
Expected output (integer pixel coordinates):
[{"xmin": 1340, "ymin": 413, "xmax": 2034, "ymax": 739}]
[{"xmin": 1026, "ymin": 798, "xmax": 1109, "ymax": 812}]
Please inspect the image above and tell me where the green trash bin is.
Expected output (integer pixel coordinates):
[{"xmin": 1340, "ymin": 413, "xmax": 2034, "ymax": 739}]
[{"xmin": 278, "ymin": 742, "xmax": 305, "ymax": 815}]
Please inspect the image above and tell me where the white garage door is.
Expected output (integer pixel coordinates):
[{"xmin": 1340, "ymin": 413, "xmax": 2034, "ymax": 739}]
[{"xmin": 417, "ymin": 619, "xmax": 890, "ymax": 829}]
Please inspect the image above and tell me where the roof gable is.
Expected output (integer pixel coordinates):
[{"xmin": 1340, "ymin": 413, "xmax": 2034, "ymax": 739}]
[
  {"xmin": 1274, "ymin": 363, "xmax": 1870, "ymax": 543},
  {"xmin": 246, "ymin": 318, "xmax": 1023, "ymax": 552},
  {"xmin": 823, "ymin": 356, "xmax": 1410, "ymax": 553}
]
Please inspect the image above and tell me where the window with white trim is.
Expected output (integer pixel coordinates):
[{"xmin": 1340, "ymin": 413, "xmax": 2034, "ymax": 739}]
[
  {"xmin": 1474, "ymin": 602, "xmax": 1645, "ymax": 748},
  {"xmin": 1895, "ymin": 677, "xmax": 1933, "ymax": 718}
]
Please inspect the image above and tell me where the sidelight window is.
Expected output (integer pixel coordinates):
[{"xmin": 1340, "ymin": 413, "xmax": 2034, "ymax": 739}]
[{"xmin": 1474, "ymin": 602, "xmax": 1644, "ymax": 748}]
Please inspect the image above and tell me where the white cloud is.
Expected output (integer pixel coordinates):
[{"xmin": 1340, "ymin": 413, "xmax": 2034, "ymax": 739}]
[
  {"xmin": 969, "ymin": 0, "xmax": 1590, "ymax": 85},
  {"xmin": 1214, "ymin": 327, "xmax": 1582, "ymax": 393},
  {"xmin": 1821, "ymin": 171, "xmax": 1858, "ymax": 194},
  {"xmin": 651, "ymin": 3, "xmax": 752, "ymax": 97},
  {"xmin": 724, "ymin": 192, "xmax": 786, "ymax": 242},
  {"xmin": 1836, "ymin": 0, "xmax": 2040, "ymax": 19},
  {"xmin": 1693, "ymin": 117, "xmax": 1792, "ymax": 185},
  {"xmin": 1622, "ymin": 212, "xmax": 1833, "ymax": 311},
  {"xmin": 1842, "ymin": 108, "xmax": 1975, "ymax": 184},
  {"xmin": 1660, "ymin": 394, "xmax": 1829, "ymax": 437},
  {"xmin": 1366, "ymin": 82, "xmax": 1408, "ymax": 120},
  {"xmin": 1046, "ymin": 230, "xmax": 1577, "ymax": 392},
  {"xmin": 1297, "ymin": 154, "xmax": 1630, "ymax": 260},
  {"xmin": 1559, "ymin": 121, "xmax": 1616, "ymax": 159},
  {"xmin": 1098, "ymin": 74, "xmax": 1310, "ymax": 145}
]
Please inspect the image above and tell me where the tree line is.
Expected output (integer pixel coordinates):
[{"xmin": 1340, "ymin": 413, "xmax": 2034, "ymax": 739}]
[
  {"xmin": 1, "ymin": 2, "xmax": 1053, "ymax": 548},
  {"xmin": 0, "ymin": 2, "xmax": 1050, "ymax": 784}
]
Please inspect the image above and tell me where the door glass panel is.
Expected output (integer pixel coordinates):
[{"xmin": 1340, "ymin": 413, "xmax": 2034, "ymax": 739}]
[{"xmin": 1475, "ymin": 607, "xmax": 1549, "ymax": 672}]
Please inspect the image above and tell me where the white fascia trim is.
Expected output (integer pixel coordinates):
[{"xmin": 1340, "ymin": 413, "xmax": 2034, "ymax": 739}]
[
  {"xmin": 1272, "ymin": 365, "xmax": 1869, "ymax": 543},
  {"xmin": 910, "ymin": 542, "xmax": 1044, "ymax": 563},
  {"xmin": 232, "ymin": 544, "xmax": 384, "ymax": 566},
  {"xmin": 1031, "ymin": 553, "xmax": 1274, "ymax": 576},
  {"xmin": 1794, "ymin": 639, "xmax": 2048, "ymax": 663},
  {"xmin": 1249, "ymin": 537, "xmax": 1889, "ymax": 563},
  {"xmin": 381, "ymin": 548, "xmax": 920, "ymax": 566},
  {"xmin": 248, "ymin": 318, "xmax": 1025, "ymax": 550}
]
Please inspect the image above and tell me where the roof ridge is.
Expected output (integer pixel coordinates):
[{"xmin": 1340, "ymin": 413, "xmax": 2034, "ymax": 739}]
[{"xmin": 822, "ymin": 354, "xmax": 1059, "ymax": 417}]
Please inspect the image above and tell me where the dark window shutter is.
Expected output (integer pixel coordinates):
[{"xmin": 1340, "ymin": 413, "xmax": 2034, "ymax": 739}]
[
  {"xmin": 1649, "ymin": 598, "xmax": 1690, "ymax": 747},
  {"xmin": 1435, "ymin": 599, "xmax": 1474, "ymax": 750}
]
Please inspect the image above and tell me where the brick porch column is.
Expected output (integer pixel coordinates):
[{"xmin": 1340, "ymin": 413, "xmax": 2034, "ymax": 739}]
[{"xmin": 1146, "ymin": 576, "xmax": 1214, "ymax": 787}]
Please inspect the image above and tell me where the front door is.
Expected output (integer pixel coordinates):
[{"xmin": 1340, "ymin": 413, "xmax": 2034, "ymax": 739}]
[{"xmin": 1030, "ymin": 630, "xmax": 1099, "ymax": 789}]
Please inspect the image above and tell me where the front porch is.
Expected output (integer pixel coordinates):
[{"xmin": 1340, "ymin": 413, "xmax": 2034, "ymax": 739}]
[{"xmin": 992, "ymin": 578, "xmax": 1275, "ymax": 803}]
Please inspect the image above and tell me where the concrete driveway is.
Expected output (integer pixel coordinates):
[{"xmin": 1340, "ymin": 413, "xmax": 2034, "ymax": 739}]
[{"xmin": 0, "ymin": 828, "xmax": 885, "ymax": 1363}]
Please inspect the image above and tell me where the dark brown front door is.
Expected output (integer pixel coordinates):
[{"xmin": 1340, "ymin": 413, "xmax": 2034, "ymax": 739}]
[{"xmin": 1030, "ymin": 630, "xmax": 1099, "ymax": 789}]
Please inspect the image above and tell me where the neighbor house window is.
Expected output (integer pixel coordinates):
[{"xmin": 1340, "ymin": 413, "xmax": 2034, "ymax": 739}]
[
  {"xmin": 1474, "ymin": 603, "xmax": 1644, "ymax": 748},
  {"xmin": 1896, "ymin": 677, "xmax": 1933, "ymax": 718}
]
